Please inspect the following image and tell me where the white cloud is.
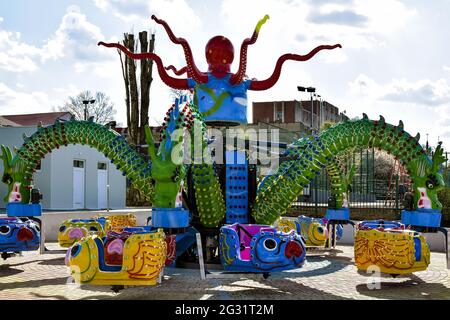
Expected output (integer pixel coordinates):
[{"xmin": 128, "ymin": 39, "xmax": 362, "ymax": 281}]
[
  {"xmin": 0, "ymin": 82, "xmax": 52, "ymax": 114},
  {"xmin": 221, "ymin": 0, "xmax": 416, "ymax": 54},
  {"xmin": 0, "ymin": 6, "xmax": 114, "ymax": 74},
  {"xmin": 0, "ymin": 28, "xmax": 41, "ymax": 72},
  {"xmin": 354, "ymin": 0, "xmax": 417, "ymax": 35},
  {"xmin": 444, "ymin": 65, "xmax": 450, "ymax": 72},
  {"xmin": 42, "ymin": 6, "xmax": 112, "ymax": 64},
  {"xmin": 350, "ymin": 75, "xmax": 450, "ymax": 106},
  {"xmin": 349, "ymin": 74, "xmax": 450, "ymax": 147},
  {"xmin": 93, "ymin": 0, "xmax": 201, "ymax": 33}
]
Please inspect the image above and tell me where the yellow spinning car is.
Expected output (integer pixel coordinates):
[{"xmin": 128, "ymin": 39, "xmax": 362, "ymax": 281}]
[
  {"xmin": 354, "ymin": 220, "xmax": 430, "ymax": 275},
  {"xmin": 66, "ymin": 228, "xmax": 167, "ymax": 286},
  {"xmin": 58, "ymin": 214, "xmax": 137, "ymax": 248}
]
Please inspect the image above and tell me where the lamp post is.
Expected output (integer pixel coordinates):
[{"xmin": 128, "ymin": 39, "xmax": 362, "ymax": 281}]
[
  {"xmin": 82, "ymin": 99, "xmax": 96, "ymax": 121},
  {"xmin": 297, "ymin": 86, "xmax": 316, "ymax": 134},
  {"xmin": 314, "ymin": 94, "xmax": 322, "ymax": 130}
]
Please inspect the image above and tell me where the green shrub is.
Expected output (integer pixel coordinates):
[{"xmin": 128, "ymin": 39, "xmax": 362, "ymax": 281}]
[{"xmin": 438, "ymin": 187, "xmax": 450, "ymax": 210}]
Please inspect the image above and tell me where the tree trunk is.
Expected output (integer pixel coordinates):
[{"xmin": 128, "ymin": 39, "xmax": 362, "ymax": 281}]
[
  {"xmin": 139, "ymin": 31, "xmax": 155, "ymax": 145},
  {"xmin": 119, "ymin": 31, "xmax": 156, "ymax": 207},
  {"xmin": 124, "ymin": 34, "xmax": 139, "ymax": 145}
]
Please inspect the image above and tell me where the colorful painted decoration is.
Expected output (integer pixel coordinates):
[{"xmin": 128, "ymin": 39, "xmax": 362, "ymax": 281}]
[
  {"xmin": 165, "ymin": 234, "xmax": 177, "ymax": 266},
  {"xmin": 109, "ymin": 226, "xmax": 177, "ymax": 266},
  {"xmin": 0, "ymin": 217, "xmax": 40, "ymax": 257},
  {"xmin": 98, "ymin": 15, "xmax": 341, "ymax": 125},
  {"xmin": 276, "ymin": 216, "xmax": 343, "ymax": 247},
  {"xmin": 58, "ymin": 218, "xmax": 107, "ymax": 248},
  {"xmin": 66, "ymin": 229, "xmax": 167, "ymax": 286},
  {"xmin": 104, "ymin": 213, "xmax": 137, "ymax": 233},
  {"xmin": 57, "ymin": 214, "xmax": 137, "ymax": 248},
  {"xmin": 219, "ymin": 223, "xmax": 306, "ymax": 272},
  {"xmin": 354, "ymin": 220, "xmax": 430, "ymax": 275}
]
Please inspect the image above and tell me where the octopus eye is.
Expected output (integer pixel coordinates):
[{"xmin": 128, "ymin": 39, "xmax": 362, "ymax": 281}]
[
  {"xmin": 70, "ymin": 244, "xmax": 82, "ymax": 258},
  {"xmin": 89, "ymin": 226, "xmax": 98, "ymax": 232},
  {"xmin": 263, "ymin": 238, "xmax": 277, "ymax": 251},
  {"xmin": 317, "ymin": 226, "xmax": 324, "ymax": 234},
  {"xmin": 0, "ymin": 225, "xmax": 10, "ymax": 235},
  {"xmin": 59, "ymin": 225, "xmax": 66, "ymax": 232},
  {"xmin": 426, "ymin": 180, "xmax": 434, "ymax": 189}
]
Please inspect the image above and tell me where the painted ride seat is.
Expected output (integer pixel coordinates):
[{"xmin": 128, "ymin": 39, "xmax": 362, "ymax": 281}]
[
  {"xmin": 0, "ymin": 217, "xmax": 40, "ymax": 254},
  {"xmin": 103, "ymin": 226, "xmax": 177, "ymax": 267},
  {"xmin": 357, "ymin": 220, "xmax": 404, "ymax": 231},
  {"xmin": 219, "ymin": 223, "xmax": 306, "ymax": 273},
  {"xmin": 276, "ymin": 216, "xmax": 343, "ymax": 247},
  {"xmin": 104, "ymin": 231, "xmax": 132, "ymax": 266},
  {"xmin": 104, "ymin": 214, "xmax": 137, "ymax": 233},
  {"xmin": 58, "ymin": 218, "xmax": 107, "ymax": 248},
  {"xmin": 354, "ymin": 220, "xmax": 430, "ymax": 275},
  {"xmin": 124, "ymin": 226, "xmax": 176, "ymax": 265},
  {"xmin": 66, "ymin": 229, "xmax": 167, "ymax": 286}
]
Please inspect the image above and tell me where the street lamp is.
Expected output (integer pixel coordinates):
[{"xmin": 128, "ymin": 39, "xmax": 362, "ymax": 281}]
[
  {"xmin": 298, "ymin": 86, "xmax": 316, "ymax": 133},
  {"xmin": 315, "ymin": 94, "xmax": 322, "ymax": 129},
  {"xmin": 82, "ymin": 99, "xmax": 96, "ymax": 121}
]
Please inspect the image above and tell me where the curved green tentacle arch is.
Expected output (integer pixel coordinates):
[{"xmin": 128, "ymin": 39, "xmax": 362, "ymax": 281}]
[
  {"xmin": 252, "ymin": 116, "xmax": 445, "ymax": 225},
  {"xmin": 1, "ymin": 119, "xmax": 153, "ymax": 204}
]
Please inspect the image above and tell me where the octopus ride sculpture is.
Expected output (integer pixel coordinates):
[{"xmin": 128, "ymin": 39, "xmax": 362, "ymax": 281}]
[
  {"xmin": 98, "ymin": 14, "xmax": 341, "ymax": 125},
  {"xmin": 1, "ymin": 14, "xmax": 446, "ymax": 276}
]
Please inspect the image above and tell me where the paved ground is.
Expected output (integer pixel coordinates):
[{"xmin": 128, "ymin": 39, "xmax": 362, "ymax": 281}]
[{"xmin": 0, "ymin": 244, "xmax": 449, "ymax": 300}]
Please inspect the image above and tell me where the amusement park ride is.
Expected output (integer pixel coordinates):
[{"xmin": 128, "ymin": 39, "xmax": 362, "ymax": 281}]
[{"xmin": 0, "ymin": 14, "xmax": 449, "ymax": 288}]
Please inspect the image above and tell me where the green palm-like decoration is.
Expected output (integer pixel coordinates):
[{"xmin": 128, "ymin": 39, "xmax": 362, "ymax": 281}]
[
  {"xmin": 1, "ymin": 145, "xmax": 28, "ymax": 203},
  {"xmin": 144, "ymin": 99, "xmax": 186, "ymax": 208}
]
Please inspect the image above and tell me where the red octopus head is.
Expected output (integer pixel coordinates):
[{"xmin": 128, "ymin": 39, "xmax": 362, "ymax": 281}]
[{"xmin": 205, "ymin": 36, "xmax": 234, "ymax": 77}]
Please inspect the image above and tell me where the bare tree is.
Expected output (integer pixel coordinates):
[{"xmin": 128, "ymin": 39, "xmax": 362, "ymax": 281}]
[
  {"xmin": 119, "ymin": 31, "xmax": 155, "ymax": 145},
  {"xmin": 58, "ymin": 91, "xmax": 116, "ymax": 124},
  {"xmin": 118, "ymin": 31, "xmax": 155, "ymax": 206},
  {"xmin": 169, "ymin": 88, "xmax": 190, "ymax": 101}
]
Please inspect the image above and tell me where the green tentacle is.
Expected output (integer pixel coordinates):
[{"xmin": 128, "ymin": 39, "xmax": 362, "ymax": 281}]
[
  {"xmin": 253, "ymin": 116, "xmax": 445, "ymax": 225},
  {"xmin": 2, "ymin": 119, "xmax": 153, "ymax": 204}
]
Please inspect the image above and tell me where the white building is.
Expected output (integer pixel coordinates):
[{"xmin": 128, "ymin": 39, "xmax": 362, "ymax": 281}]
[{"xmin": 0, "ymin": 112, "xmax": 126, "ymax": 210}]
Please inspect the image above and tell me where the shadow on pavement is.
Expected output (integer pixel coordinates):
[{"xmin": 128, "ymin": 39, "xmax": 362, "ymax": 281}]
[
  {"xmin": 355, "ymin": 273, "xmax": 450, "ymax": 299},
  {"xmin": 0, "ymin": 276, "xmax": 68, "ymax": 291},
  {"xmin": 277, "ymin": 255, "xmax": 352, "ymax": 278},
  {"xmin": 210, "ymin": 277, "xmax": 352, "ymax": 300},
  {"xmin": 37, "ymin": 257, "xmax": 66, "ymax": 266},
  {"xmin": 0, "ymin": 265, "xmax": 23, "ymax": 277}
]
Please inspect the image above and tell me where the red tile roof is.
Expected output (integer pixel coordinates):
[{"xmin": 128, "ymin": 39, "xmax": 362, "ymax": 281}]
[{"xmin": 0, "ymin": 112, "xmax": 72, "ymax": 127}]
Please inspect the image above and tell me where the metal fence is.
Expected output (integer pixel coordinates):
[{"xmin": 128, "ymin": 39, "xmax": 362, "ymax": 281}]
[
  {"xmin": 293, "ymin": 175, "xmax": 405, "ymax": 215},
  {"xmin": 289, "ymin": 150, "xmax": 450, "ymax": 221}
]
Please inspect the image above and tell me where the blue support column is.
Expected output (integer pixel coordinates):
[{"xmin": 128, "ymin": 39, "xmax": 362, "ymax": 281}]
[{"xmin": 225, "ymin": 151, "xmax": 249, "ymax": 224}]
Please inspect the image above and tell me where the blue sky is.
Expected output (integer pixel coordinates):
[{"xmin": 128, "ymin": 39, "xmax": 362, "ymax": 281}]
[{"xmin": 0, "ymin": 0, "xmax": 449, "ymax": 148}]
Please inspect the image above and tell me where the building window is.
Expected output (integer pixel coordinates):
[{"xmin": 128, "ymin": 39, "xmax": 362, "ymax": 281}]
[
  {"xmin": 98, "ymin": 162, "xmax": 107, "ymax": 170},
  {"xmin": 275, "ymin": 110, "xmax": 283, "ymax": 122},
  {"xmin": 73, "ymin": 160, "xmax": 85, "ymax": 168}
]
